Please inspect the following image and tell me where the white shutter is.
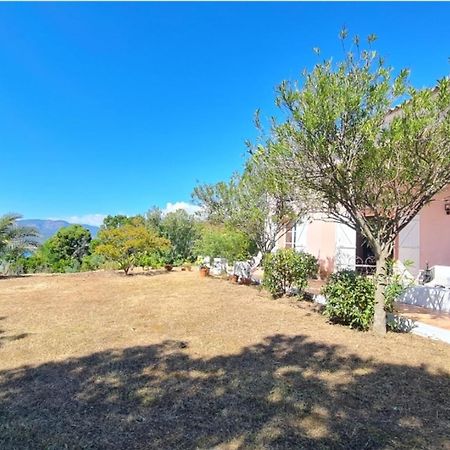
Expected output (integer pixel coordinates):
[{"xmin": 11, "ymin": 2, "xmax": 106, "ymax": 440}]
[
  {"xmin": 335, "ymin": 223, "xmax": 357, "ymax": 270},
  {"xmin": 294, "ymin": 221, "xmax": 308, "ymax": 252},
  {"xmin": 398, "ymin": 216, "xmax": 420, "ymax": 276}
]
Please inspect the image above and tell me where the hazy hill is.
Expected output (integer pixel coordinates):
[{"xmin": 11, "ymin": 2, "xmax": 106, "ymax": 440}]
[{"xmin": 18, "ymin": 219, "xmax": 99, "ymax": 243}]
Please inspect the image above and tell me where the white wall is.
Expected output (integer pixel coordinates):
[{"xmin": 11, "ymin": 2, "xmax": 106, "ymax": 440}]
[{"xmin": 398, "ymin": 215, "xmax": 421, "ymax": 276}]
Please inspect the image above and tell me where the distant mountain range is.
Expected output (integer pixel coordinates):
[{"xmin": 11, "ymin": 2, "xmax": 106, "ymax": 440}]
[{"xmin": 18, "ymin": 219, "xmax": 99, "ymax": 243}]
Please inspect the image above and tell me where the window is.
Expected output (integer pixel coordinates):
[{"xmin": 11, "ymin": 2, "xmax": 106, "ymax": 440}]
[{"xmin": 285, "ymin": 221, "xmax": 296, "ymax": 249}]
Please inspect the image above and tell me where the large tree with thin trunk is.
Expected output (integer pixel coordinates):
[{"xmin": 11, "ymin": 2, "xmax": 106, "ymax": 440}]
[
  {"xmin": 192, "ymin": 148, "xmax": 309, "ymax": 257},
  {"xmin": 266, "ymin": 32, "xmax": 450, "ymax": 334}
]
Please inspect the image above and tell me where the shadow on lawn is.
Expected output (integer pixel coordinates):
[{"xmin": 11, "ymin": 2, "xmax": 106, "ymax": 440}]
[
  {"xmin": 0, "ymin": 331, "xmax": 29, "ymax": 348},
  {"xmin": 0, "ymin": 318, "xmax": 29, "ymax": 348},
  {"xmin": 0, "ymin": 335, "xmax": 448, "ymax": 449}
]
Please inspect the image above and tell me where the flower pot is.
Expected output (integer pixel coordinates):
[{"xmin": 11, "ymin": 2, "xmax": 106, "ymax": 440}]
[
  {"xmin": 230, "ymin": 274, "xmax": 239, "ymax": 283},
  {"xmin": 164, "ymin": 264, "xmax": 173, "ymax": 272},
  {"xmin": 199, "ymin": 267, "xmax": 210, "ymax": 277}
]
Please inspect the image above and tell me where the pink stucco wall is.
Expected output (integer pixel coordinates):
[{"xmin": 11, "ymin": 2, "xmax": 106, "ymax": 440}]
[
  {"xmin": 306, "ymin": 219, "xmax": 336, "ymax": 277},
  {"xmin": 419, "ymin": 184, "xmax": 450, "ymax": 268}
]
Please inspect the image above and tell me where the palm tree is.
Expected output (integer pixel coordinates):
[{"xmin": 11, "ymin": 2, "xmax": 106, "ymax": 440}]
[{"xmin": 0, "ymin": 213, "xmax": 39, "ymax": 259}]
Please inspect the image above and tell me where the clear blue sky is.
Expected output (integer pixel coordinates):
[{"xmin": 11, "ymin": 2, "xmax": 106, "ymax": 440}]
[{"xmin": 1, "ymin": 2, "xmax": 449, "ymax": 225}]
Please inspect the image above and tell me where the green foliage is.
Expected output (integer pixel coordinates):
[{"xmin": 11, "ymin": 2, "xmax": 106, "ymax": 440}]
[
  {"xmin": 94, "ymin": 223, "xmax": 170, "ymax": 274},
  {"xmin": 263, "ymin": 249, "xmax": 318, "ymax": 298},
  {"xmin": 102, "ymin": 215, "xmax": 136, "ymax": 229},
  {"xmin": 0, "ymin": 213, "xmax": 39, "ymax": 255},
  {"xmin": 135, "ymin": 252, "xmax": 165, "ymax": 270},
  {"xmin": 0, "ymin": 213, "xmax": 39, "ymax": 274},
  {"xmin": 41, "ymin": 225, "xmax": 92, "ymax": 273},
  {"xmin": 192, "ymin": 153, "xmax": 308, "ymax": 255},
  {"xmin": 20, "ymin": 252, "xmax": 49, "ymax": 274},
  {"xmin": 81, "ymin": 254, "xmax": 105, "ymax": 272},
  {"xmin": 194, "ymin": 224, "xmax": 255, "ymax": 264},
  {"xmin": 323, "ymin": 269, "xmax": 402, "ymax": 331},
  {"xmin": 323, "ymin": 271, "xmax": 376, "ymax": 331},
  {"xmin": 146, "ymin": 208, "xmax": 200, "ymax": 265}
]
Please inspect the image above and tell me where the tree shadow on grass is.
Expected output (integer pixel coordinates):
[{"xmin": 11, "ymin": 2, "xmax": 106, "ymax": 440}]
[
  {"xmin": 126, "ymin": 269, "xmax": 173, "ymax": 278},
  {"xmin": 0, "ymin": 335, "xmax": 448, "ymax": 449},
  {"xmin": 0, "ymin": 329, "xmax": 29, "ymax": 348}
]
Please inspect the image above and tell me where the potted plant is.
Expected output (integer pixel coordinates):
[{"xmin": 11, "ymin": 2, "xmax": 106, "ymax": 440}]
[
  {"xmin": 163, "ymin": 255, "xmax": 174, "ymax": 272},
  {"xmin": 199, "ymin": 264, "xmax": 210, "ymax": 277}
]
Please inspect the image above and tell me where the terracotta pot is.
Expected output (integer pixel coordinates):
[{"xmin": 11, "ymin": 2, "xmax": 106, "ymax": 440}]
[
  {"xmin": 164, "ymin": 264, "xmax": 173, "ymax": 272},
  {"xmin": 199, "ymin": 267, "xmax": 210, "ymax": 277},
  {"xmin": 230, "ymin": 274, "xmax": 239, "ymax": 283}
]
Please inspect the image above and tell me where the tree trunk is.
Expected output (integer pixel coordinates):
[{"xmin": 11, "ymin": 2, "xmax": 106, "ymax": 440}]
[{"xmin": 373, "ymin": 248, "xmax": 390, "ymax": 335}]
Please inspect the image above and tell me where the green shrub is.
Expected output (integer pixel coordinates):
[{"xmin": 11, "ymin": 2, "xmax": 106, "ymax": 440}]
[
  {"xmin": 137, "ymin": 252, "xmax": 165, "ymax": 269},
  {"xmin": 323, "ymin": 270, "xmax": 375, "ymax": 330},
  {"xmin": 81, "ymin": 254, "xmax": 105, "ymax": 271},
  {"xmin": 263, "ymin": 249, "xmax": 318, "ymax": 298},
  {"xmin": 194, "ymin": 225, "xmax": 255, "ymax": 264},
  {"xmin": 323, "ymin": 269, "xmax": 401, "ymax": 331},
  {"xmin": 21, "ymin": 252, "xmax": 50, "ymax": 273}
]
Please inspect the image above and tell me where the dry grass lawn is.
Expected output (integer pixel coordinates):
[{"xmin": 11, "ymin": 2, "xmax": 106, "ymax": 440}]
[{"xmin": 0, "ymin": 270, "xmax": 449, "ymax": 449}]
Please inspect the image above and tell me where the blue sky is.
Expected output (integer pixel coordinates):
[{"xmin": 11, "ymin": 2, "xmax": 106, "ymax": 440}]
[{"xmin": 1, "ymin": 2, "xmax": 449, "ymax": 225}]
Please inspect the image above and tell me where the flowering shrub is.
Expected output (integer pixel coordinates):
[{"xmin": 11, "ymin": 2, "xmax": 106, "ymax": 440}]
[{"xmin": 263, "ymin": 249, "xmax": 318, "ymax": 298}]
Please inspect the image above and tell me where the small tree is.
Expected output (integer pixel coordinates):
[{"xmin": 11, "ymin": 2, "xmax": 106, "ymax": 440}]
[
  {"xmin": 94, "ymin": 223, "xmax": 170, "ymax": 274},
  {"xmin": 193, "ymin": 151, "xmax": 307, "ymax": 256},
  {"xmin": 263, "ymin": 249, "xmax": 318, "ymax": 298},
  {"xmin": 146, "ymin": 208, "xmax": 200, "ymax": 264},
  {"xmin": 268, "ymin": 32, "xmax": 450, "ymax": 333},
  {"xmin": 41, "ymin": 224, "xmax": 92, "ymax": 272},
  {"xmin": 194, "ymin": 224, "xmax": 255, "ymax": 264}
]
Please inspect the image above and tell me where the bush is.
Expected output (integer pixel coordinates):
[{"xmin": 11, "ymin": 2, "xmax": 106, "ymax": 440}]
[
  {"xmin": 263, "ymin": 249, "xmax": 318, "ymax": 298},
  {"xmin": 21, "ymin": 252, "xmax": 50, "ymax": 273},
  {"xmin": 323, "ymin": 269, "xmax": 401, "ymax": 331},
  {"xmin": 136, "ymin": 252, "xmax": 165, "ymax": 270},
  {"xmin": 81, "ymin": 254, "xmax": 105, "ymax": 271},
  {"xmin": 323, "ymin": 270, "xmax": 375, "ymax": 330},
  {"xmin": 194, "ymin": 225, "xmax": 255, "ymax": 264}
]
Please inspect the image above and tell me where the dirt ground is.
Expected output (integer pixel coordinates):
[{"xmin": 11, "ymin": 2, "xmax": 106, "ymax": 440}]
[{"xmin": 0, "ymin": 270, "xmax": 449, "ymax": 449}]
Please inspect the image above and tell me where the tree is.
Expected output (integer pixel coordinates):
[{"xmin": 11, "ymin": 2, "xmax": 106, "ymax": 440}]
[
  {"xmin": 41, "ymin": 225, "xmax": 92, "ymax": 272},
  {"xmin": 101, "ymin": 214, "xmax": 145, "ymax": 230},
  {"xmin": 194, "ymin": 224, "xmax": 255, "ymax": 264},
  {"xmin": 267, "ymin": 32, "xmax": 450, "ymax": 333},
  {"xmin": 146, "ymin": 208, "xmax": 200, "ymax": 264},
  {"xmin": 0, "ymin": 213, "xmax": 39, "ymax": 274},
  {"xmin": 193, "ymin": 150, "xmax": 307, "ymax": 256},
  {"xmin": 94, "ymin": 223, "xmax": 170, "ymax": 274}
]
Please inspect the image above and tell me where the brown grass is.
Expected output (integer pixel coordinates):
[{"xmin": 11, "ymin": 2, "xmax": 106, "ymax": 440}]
[{"xmin": 0, "ymin": 270, "xmax": 449, "ymax": 449}]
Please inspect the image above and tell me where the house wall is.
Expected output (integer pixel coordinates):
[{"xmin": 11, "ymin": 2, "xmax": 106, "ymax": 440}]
[
  {"xmin": 419, "ymin": 184, "xmax": 450, "ymax": 269},
  {"xmin": 306, "ymin": 219, "xmax": 336, "ymax": 276},
  {"xmin": 274, "ymin": 183, "xmax": 450, "ymax": 277}
]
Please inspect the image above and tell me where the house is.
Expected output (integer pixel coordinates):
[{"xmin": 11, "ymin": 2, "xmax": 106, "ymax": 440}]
[
  {"xmin": 275, "ymin": 183, "xmax": 450, "ymax": 277},
  {"xmin": 274, "ymin": 83, "xmax": 450, "ymax": 278}
]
